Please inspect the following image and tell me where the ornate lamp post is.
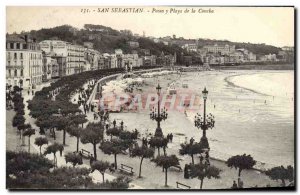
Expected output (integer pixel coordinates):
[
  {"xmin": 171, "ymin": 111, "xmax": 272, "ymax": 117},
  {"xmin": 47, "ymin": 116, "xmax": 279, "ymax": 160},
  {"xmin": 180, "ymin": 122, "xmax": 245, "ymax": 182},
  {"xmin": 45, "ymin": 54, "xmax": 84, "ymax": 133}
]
[
  {"xmin": 150, "ymin": 84, "xmax": 168, "ymax": 137},
  {"xmin": 194, "ymin": 87, "xmax": 215, "ymax": 149}
]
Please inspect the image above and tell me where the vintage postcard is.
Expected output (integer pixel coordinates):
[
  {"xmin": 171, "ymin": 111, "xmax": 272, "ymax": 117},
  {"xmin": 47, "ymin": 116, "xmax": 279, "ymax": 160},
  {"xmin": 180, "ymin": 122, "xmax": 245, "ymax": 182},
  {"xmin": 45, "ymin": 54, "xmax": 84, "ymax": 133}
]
[{"xmin": 6, "ymin": 6, "xmax": 295, "ymax": 190}]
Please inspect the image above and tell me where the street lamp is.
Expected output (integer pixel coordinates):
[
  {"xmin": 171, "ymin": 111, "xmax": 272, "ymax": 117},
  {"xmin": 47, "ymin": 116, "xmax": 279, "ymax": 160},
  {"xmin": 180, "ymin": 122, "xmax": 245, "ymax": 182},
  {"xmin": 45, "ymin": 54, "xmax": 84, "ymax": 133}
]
[
  {"xmin": 194, "ymin": 87, "xmax": 215, "ymax": 149},
  {"xmin": 150, "ymin": 84, "xmax": 168, "ymax": 137}
]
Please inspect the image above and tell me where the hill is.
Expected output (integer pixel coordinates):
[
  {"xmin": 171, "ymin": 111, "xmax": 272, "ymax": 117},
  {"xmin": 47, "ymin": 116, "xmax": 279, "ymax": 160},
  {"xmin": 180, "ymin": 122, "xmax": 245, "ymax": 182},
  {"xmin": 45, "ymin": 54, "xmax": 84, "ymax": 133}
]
[{"xmin": 15, "ymin": 24, "xmax": 282, "ymax": 56}]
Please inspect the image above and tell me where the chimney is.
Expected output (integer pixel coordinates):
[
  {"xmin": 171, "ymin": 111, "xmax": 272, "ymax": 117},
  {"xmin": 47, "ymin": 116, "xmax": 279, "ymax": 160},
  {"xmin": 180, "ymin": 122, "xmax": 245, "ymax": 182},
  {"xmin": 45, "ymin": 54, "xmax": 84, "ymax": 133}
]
[{"xmin": 24, "ymin": 35, "xmax": 28, "ymax": 43}]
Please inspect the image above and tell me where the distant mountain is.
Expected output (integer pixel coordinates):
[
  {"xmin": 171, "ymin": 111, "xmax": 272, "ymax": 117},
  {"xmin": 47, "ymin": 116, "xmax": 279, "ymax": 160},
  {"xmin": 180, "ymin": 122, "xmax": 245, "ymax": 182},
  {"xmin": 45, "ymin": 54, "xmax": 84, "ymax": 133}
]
[{"xmin": 14, "ymin": 24, "xmax": 282, "ymax": 56}]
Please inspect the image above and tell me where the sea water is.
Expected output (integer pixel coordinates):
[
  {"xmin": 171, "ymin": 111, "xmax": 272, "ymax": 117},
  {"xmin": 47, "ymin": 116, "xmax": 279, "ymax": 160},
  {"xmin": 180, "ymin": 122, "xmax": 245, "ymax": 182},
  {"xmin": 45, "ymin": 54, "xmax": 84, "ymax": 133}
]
[{"xmin": 184, "ymin": 70, "xmax": 294, "ymax": 170}]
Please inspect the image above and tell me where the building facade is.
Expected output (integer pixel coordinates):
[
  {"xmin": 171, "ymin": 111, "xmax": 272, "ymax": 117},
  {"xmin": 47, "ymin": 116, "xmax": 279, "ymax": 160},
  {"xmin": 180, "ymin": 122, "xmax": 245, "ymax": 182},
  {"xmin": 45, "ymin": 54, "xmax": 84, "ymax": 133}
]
[
  {"xmin": 6, "ymin": 35, "xmax": 43, "ymax": 89},
  {"xmin": 39, "ymin": 40, "xmax": 85, "ymax": 76}
]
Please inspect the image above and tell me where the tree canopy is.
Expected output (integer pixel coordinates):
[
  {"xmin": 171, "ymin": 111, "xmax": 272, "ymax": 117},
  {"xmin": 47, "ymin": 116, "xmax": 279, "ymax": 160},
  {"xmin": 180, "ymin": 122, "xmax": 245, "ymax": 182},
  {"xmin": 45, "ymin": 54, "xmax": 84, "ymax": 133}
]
[
  {"xmin": 226, "ymin": 154, "xmax": 256, "ymax": 177},
  {"xmin": 265, "ymin": 165, "xmax": 294, "ymax": 187}
]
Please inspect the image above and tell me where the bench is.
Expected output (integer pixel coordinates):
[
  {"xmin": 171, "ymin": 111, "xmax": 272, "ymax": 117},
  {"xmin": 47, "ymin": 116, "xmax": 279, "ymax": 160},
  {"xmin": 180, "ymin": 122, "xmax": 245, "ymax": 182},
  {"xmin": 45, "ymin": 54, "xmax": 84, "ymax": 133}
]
[
  {"xmin": 81, "ymin": 149, "xmax": 91, "ymax": 159},
  {"xmin": 119, "ymin": 164, "xmax": 134, "ymax": 175},
  {"xmin": 176, "ymin": 182, "xmax": 191, "ymax": 189},
  {"xmin": 170, "ymin": 165, "xmax": 183, "ymax": 172}
]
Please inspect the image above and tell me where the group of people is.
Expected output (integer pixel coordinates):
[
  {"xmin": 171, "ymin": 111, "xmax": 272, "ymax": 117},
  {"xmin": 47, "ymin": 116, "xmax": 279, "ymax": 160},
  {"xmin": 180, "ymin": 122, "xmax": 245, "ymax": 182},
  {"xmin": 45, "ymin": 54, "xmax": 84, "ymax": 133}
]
[
  {"xmin": 166, "ymin": 133, "xmax": 174, "ymax": 143},
  {"xmin": 93, "ymin": 110, "xmax": 110, "ymax": 121},
  {"xmin": 232, "ymin": 178, "xmax": 244, "ymax": 189}
]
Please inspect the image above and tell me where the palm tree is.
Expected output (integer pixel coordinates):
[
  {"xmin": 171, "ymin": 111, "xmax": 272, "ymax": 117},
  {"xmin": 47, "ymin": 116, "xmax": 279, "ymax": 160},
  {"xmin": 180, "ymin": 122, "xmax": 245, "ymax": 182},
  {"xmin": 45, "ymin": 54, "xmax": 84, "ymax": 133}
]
[
  {"xmin": 34, "ymin": 137, "xmax": 48, "ymax": 155},
  {"xmin": 23, "ymin": 128, "xmax": 36, "ymax": 153},
  {"xmin": 153, "ymin": 154, "xmax": 180, "ymax": 187},
  {"xmin": 91, "ymin": 160, "xmax": 110, "ymax": 182},
  {"xmin": 130, "ymin": 145, "xmax": 154, "ymax": 178},
  {"xmin": 190, "ymin": 163, "xmax": 222, "ymax": 189},
  {"xmin": 226, "ymin": 154, "xmax": 256, "ymax": 178}
]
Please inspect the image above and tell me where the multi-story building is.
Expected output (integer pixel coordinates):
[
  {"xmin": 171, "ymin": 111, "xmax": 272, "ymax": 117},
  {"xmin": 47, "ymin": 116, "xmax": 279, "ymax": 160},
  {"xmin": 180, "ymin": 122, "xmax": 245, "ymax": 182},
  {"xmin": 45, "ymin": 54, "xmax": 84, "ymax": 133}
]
[
  {"xmin": 42, "ymin": 51, "xmax": 58, "ymax": 80},
  {"xmin": 182, "ymin": 43, "xmax": 198, "ymax": 52},
  {"xmin": 84, "ymin": 49, "xmax": 101, "ymax": 71},
  {"xmin": 39, "ymin": 40, "xmax": 85, "ymax": 75},
  {"xmin": 202, "ymin": 44, "xmax": 235, "ymax": 55},
  {"xmin": 6, "ymin": 35, "xmax": 43, "ymax": 89}
]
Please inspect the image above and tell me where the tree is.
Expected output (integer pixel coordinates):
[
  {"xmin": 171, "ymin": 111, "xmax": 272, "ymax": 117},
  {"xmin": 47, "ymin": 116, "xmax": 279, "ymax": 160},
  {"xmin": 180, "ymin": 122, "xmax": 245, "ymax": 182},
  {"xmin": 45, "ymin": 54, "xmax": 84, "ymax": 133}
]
[
  {"xmin": 44, "ymin": 142, "xmax": 61, "ymax": 167},
  {"xmin": 68, "ymin": 114, "xmax": 87, "ymax": 128},
  {"xmin": 130, "ymin": 145, "xmax": 154, "ymax": 178},
  {"xmin": 149, "ymin": 136, "xmax": 168, "ymax": 156},
  {"xmin": 106, "ymin": 127, "xmax": 122, "ymax": 140},
  {"xmin": 99, "ymin": 139, "xmax": 127, "ymax": 170},
  {"xmin": 179, "ymin": 142, "xmax": 203, "ymax": 165},
  {"xmin": 119, "ymin": 130, "xmax": 138, "ymax": 148},
  {"xmin": 65, "ymin": 152, "xmax": 83, "ymax": 167},
  {"xmin": 16, "ymin": 123, "xmax": 30, "ymax": 141},
  {"xmin": 153, "ymin": 154, "xmax": 180, "ymax": 187},
  {"xmin": 67, "ymin": 125, "xmax": 83, "ymax": 152},
  {"xmin": 12, "ymin": 114, "xmax": 25, "ymax": 128},
  {"xmin": 7, "ymin": 150, "xmax": 130, "ymax": 189},
  {"xmin": 265, "ymin": 165, "xmax": 294, "ymax": 187},
  {"xmin": 53, "ymin": 116, "xmax": 69, "ymax": 145},
  {"xmin": 23, "ymin": 128, "xmax": 36, "ymax": 153},
  {"xmin": 80, "ymin": 122, "xmax": 104, "ymax": 160},
  {"xmin": 226, "ymin": 154, "xmax": 256, "ymax": 178},
  {"xmin": 190, "ymin": 163, "xmax": 222, "ymax": 189},
  {"xmin": 6, "ymin": 151, "xmax": 53, "ymax": 177},
  {"xmin": 91, "ymin": 160, "xmax": 110, "ymax": 182},
  {"xmin": 34, "ymin": 137, "xmax": 48, "ymax": 155}
]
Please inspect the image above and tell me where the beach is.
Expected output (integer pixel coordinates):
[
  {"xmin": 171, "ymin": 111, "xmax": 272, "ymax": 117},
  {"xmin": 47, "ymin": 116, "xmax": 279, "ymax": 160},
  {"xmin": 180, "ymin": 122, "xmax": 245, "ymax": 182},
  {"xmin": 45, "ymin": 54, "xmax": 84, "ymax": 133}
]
[{"xmin": 104, "ymin": 70, "xmax": 294, "ymax": 169}]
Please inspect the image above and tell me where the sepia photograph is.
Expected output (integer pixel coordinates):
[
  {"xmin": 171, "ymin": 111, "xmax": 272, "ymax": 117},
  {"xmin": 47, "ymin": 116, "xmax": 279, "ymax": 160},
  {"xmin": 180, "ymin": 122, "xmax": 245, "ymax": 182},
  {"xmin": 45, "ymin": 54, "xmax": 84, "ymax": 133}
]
[{"xmin": 5, "ymin": 6, "xmax": 295, "ymax": 190}]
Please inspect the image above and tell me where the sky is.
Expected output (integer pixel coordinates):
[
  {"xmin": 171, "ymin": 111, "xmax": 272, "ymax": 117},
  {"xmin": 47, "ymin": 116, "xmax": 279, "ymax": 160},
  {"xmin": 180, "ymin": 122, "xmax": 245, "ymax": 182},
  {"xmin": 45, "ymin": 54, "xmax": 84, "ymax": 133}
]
[{"xmin": 6, "ymin": 6, "xmax": 294, "ymax": 47}]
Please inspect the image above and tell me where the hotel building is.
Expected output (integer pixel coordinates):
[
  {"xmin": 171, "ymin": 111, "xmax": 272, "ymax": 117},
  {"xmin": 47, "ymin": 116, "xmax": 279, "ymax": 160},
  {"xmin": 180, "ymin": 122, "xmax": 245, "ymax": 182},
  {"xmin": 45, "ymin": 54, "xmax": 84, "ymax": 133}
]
[{"xmin": 6, "ymin": 35, "xmax": 43, "ymax": 89}]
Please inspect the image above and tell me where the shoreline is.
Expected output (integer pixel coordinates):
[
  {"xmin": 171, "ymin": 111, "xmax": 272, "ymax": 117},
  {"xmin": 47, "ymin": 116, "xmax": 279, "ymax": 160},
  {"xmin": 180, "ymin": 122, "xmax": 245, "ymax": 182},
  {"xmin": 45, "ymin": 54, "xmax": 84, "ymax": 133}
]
[
  {"xmin": 224, "ymin": 73, "xmax": 271, "ymax": 97},
  {"xmin": 210, "ymin": 63, "xmax": 294, "ymax": 70},
  {"xmin": 92, "ymin": 69, "xmax": 291, "ymax": 172}
]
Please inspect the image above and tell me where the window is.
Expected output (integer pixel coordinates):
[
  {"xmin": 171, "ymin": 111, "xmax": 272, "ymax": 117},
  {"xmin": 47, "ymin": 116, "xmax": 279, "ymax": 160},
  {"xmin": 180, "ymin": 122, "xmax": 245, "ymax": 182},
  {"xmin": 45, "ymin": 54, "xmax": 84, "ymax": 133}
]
[
  {"xmin": 20, "ymin": 53, "xmax": 23, "ymax": 59},
  {"xmin": 14, "ymin": 53, "xmax": 17, "ymax": 59},
  {"xmin": 16, "ymin": 43, "xmax": 20, "ymax": 49},
  {"xmin": 8, "ymin": 69, "xmax": 11, "ymax": 77},
  {"xmin": 14, "ymin": 69, "xmax": 17, "ymax": 76},
  {"xmin": 20, "ymin": 69, "xmax": 23, "ymax": 76},
  {"xmin": 21, "ymin": 61, "xmax": 23, "ymax": 66},
  {"xmin": 10, "ymin": 43, "xmax": 14, "ymax": 49}
]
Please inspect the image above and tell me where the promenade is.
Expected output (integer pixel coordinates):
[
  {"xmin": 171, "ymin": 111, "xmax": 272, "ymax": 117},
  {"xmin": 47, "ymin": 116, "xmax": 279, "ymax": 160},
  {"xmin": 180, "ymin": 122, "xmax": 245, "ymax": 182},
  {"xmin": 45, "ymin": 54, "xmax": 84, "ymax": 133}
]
[{"xmin": 6, "ymin": 71, "xmax": 282, "ymax": 189}]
